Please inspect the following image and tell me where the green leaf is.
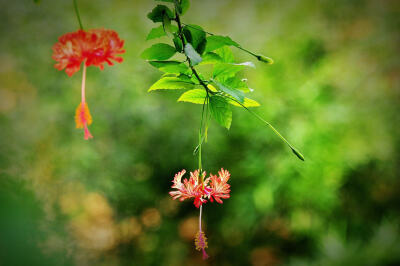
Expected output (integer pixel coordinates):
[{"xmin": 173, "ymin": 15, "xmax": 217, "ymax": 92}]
[
  {"xmin": 173, "ymin": 34, "xmax": 183, "ymax": 52},
  {"xmin": 147, "ymin": 5, "xmax": 174, "ymax": 23},
  {"xmin": 184, "ymin": 43, "xmax": 202, "ymax": 66},
  {"xmin": 183, "ymin": 24, "xmax": 207, "ymax": 54},
  {"xmin": 146, "ymin": 26, "xmax": 165, "ymax": 40},
  {"xmin": 141, "ymin": 43, "xmax": 176, "ymax": 60},
  {"xmin": 180, "ymin": 0, "xmax": 190, "ymax": 15},
  {"xmin": 205, "ymin": 35, "xmax": 239, "ymax": 52},
  {"xmin": 223, "ymin": 76, "xmax": 251, "ymax": 92},
  {"xmin": 228, "ymin": 97, "xmax": 260, "ymax": 107},
  {"xmin": 148, "ymin": 77, "xmax": 195, "ymax": 91},
  {"xmin": 146, "ymin": 25, "xmax": 178, "ymax": 40},
  {"xmin": 209, "ymin": 96, "xmax": 232, "ymax": 129},
  {"xmin": 177, "ymin": 89, "xmax": 207, "ymax": 104},
  {"xmin": 162, "ymin": 13, "xmax": 173, "ymax": 36},
  {"xmin": 214, "ymin": 46, "xmax": 235, "ymax": 63},
  {"xmin": 199, "ymin": 52, "xmax": 223, "ymax": 65},
  {"xmin": 213, "ymin": 63, "xmax": 245, "ymax": 80},
  {"xmin": 177, "ymin": 73, "xmax": 197, "ymax": 83},
  {"xmin": 212, "ymin": 79, "xmax": 245, "ymax": 103},
  {"xmin": 148, "ymin": 60, "xmax": 190, "ymax": 74}
]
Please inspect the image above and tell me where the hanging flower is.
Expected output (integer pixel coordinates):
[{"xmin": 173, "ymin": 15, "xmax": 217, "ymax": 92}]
[
  {"xmin": 169, "ymin": 169, "xmax": 211, "ymax": 208},
  {"xmin": 169, "ymin": 168, "xmax": 231, "ymax": 259},
  {"xmin": 52, "ymin": 29, "xmax": 125, "ymax": 76},
  {"xmin": 52, "ymin": 28, "xmax": 125, "ymax": 139}
]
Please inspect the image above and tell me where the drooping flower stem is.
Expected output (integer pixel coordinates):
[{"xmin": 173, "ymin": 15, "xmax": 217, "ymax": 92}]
[{"xmin": 73, "ymin": 0, "xmax": 84, "ymax": 30}]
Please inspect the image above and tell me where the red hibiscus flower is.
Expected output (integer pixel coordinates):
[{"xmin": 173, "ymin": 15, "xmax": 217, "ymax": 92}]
[
  {"xmin": 169, "ymin": 168, "xmax": 231, "ymax": 259},
  {"xmin": 52, "ymin": 28, "xmax": 125, "ymax": 139}
]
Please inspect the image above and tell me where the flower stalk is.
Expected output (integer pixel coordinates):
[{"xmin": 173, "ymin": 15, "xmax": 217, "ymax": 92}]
[{"xmin": 73, "ymin": 0, "xmax": 83, "ymax": 30}]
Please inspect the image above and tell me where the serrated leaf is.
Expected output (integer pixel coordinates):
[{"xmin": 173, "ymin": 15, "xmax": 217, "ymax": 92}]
[
  {"xmin": 214, "ymin": 46, "xmax": 235, "ymax": 63},
  {"xmin": 148, "ymin": 60, "xmax": 190, "ymax": 74},
  {"xmin": 141, "ymin": 43, "xmax": 176, "ymax": 60},
  {"xmin": 183, "ymin": 24, "xmax": 206, "ymax": 54},
  {"xmin": 205, "ymin": 35, "xmax": 239, "ymax": 52},
  {"xmin": 184, "ymin": 43, "xmax": 202, "ymax": 66},
  {"xmin": 148, "ymin": 77, "xmax": 195, "ymax": 91},
  {"xmin": 147, "ymin": 5, "xmax": 174, "ymax": 23},
  {"xmin": 212, "ymin": 79, "xmax": 245, "ymax": 103},
  {"xmin": 228, "ymin": 97, "xmax": 260, "ymax": 107},
  {"xmin": 209, "ymin": 96, "xmax": 232, "ymax": 129},
  {"xmin": 178, "ymin": 89, "xmax": 207, "ymax": 104}
]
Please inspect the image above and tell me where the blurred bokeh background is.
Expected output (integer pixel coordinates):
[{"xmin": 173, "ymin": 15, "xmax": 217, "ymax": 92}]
[{"xmin": 1, "ymin": 0, "xmax": 399, "ymax": 265}]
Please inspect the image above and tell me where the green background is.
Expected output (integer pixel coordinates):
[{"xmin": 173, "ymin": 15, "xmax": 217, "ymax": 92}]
[{"xmin": 0, "ymin": 0, "xmax": 399, "ymax": 265}]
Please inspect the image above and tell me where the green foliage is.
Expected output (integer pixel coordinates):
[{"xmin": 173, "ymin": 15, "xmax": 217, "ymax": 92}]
[
  {"xmin": 148, "ymin": 76, "xmax": 194, "ymax": 91},
  {"xmin": 148, "ymin": 60, "xmax": 190, "ymax": 74},
  {"xmin": 214, "ymin": 46, "xmax": 235, "ymax": 63},
  {"xmin": 146, "ymin": 25, "xmax": 178, "ymax": 40},
  {"xmin": 178, "ymin": 89, "xmax": 207, "ymax": 104},
  {"xmin": 179, "ymin": 0, "xmax": 190, "ymax": 15},
  {"xmin": 228, "ymin": 97, "xmax": 260, "ymax": 107},
  {"xmin": 205, "ymin": 35, "xmax": 239, "ymax": 52},
  {"xmin": 140, "ymin": 43, "xmax": 176, "ymax": 60},
  {"xmin": 213, "ymin": 63, "xmax": 246, "ymax": 80},
  {"xmin": 142, "ymin": 1, "xmax": 274, "ymax": 132},
  {"xmin": 142, "ymin": 0, "xmax": 305, "ymax": 161},
  {"xmin": 182, "ymin": 24, "xmax": 207, "ymax": 54},
  {"xmin": 147, "ymin": 5, "xmax": 174, "ymax": 23},
  {"xmin": 212, "ymin": 79, "xmax": 245, "ymax": 103},
  {"xmin": 209, "ymin": 96, "xmax": 232, "ymax": 129},
  {"xmin": 184, "ymin": 43, "xmax": 202, "ymax": 66}
]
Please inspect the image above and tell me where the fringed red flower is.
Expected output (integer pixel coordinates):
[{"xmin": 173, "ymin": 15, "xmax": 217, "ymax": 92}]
[
  {"xmin": 52, "ymin": 28, "xmax": 125, "ymax": 139},
  {"xmin": 169, "ymin": 168, "xmax": 231, "ymax": 259}
]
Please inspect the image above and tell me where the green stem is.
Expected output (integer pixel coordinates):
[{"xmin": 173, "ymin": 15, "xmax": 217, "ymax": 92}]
[
  {"xmin": 175, "ymin": 9, "xmax": 212, "ymax": 94},
  {"xmin": 231, "ymin": 98, "xmax": 304, "ymax": 161},
  {"xmin": 175, "ymin": 4, "xmax": 212, "ymax": 177},
  {"xmin": 73, "ymin": 0, "xmax": 84, "ymax": 30}
]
